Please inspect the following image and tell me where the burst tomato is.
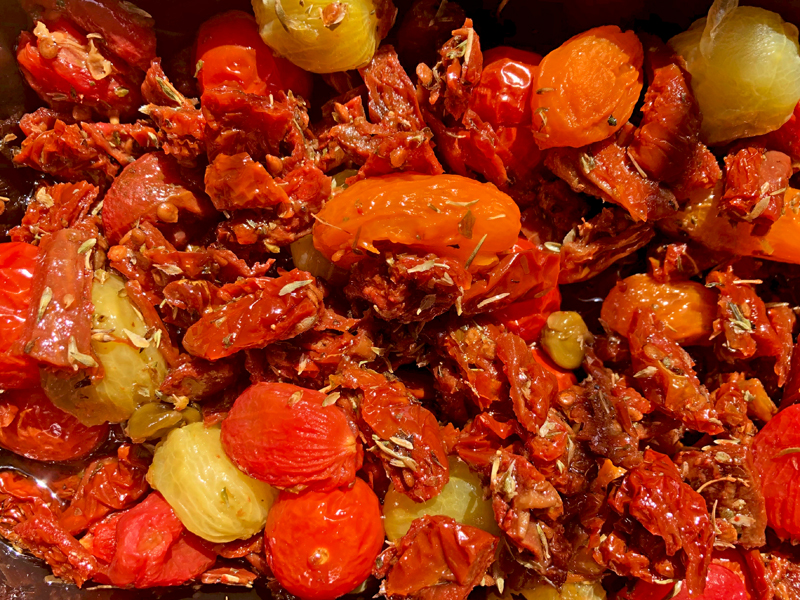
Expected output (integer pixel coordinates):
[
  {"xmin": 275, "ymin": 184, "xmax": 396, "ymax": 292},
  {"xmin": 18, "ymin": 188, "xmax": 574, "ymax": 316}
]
[
  {"xmin": 470, "ymin": 47, "xmax": 541, "ymax": 127},
  {"xmin": 264, "ymin": 479, "xmax": 384, "ymax": 600},
  {"xmin": 0, "ymin": 241, "xmax": 39, "ymax": 389},
  {"xmin": 0, "ymin": 387, "xmax": 108, "ymax": 462},
  {"xmin": 753, "ymin": 404, "xmax": 800, "ymax": 541},
  {"xmin": 221, "ymin": 382, "xmax": 363, "ymax": 491},
  {"xmin": 312, "ymin": 173, "xmax": 521, "ymax": 272},
  {"xmin": 195, "ymin": 10, "xmax": 312, "ymax": 99}
]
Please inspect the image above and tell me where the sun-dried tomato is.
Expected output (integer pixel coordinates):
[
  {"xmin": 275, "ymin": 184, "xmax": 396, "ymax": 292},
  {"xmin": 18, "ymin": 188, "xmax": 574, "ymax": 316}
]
[
  {"xmin": 17, "ymin": 227, "xmax": 96, "ymax": 373},
  {"xmin": 374, "ymin": 515, "xmax": 497, "ymax": 600},
  {"xmin": 339, "ymin": 366, "xmax": 449, "ymax": 502},
  {"xmin": 722, "ymin": 148, "xmax": 791, "ymax": 231},
  {"xmin": 102, "ymin": 152, "xmax": 217, "ymax": 246},
  {"xmin": 627, "ymin": 308, "xmax": 723, "ymax": 435},
  {"xmin": 0, "ymin": 387, "xmax": 108, "ymax": 462},
  {"xmin": 16, "ymin": 19, "xmax": 143, "ymax": 120},
  {"xmin": 58, "ymin": 444, "xmax": 150, "ymax": 536},
  {"xmin": 10, "ymin": 181, "xmax": 98, "ymax": 244},
  {"xmin": 182, "ymin": 270, "xmax": 323, "ymax": 360},
  {"xmin": 204, "ymin": 152, "xmax": 289, "ymax": 211},
  {"xmin": 80, "ymin": 121, "xmax": 160, "ymax": 166},
  {"xmin": 221, "ymin": 382, "xmax": 363, "ymax": 490}
]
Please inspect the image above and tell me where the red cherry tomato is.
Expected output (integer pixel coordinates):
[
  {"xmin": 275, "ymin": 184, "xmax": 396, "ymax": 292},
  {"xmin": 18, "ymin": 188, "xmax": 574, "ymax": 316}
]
[
  {"xmin": 470, "ymin": 47, "xmax": 541, "ymax": 128},
  {"xmin": 221, "ymin": 382, "xmax": 363, "ymax": 491},
  {"xmin": 617, "ymin": 564, "xmax": 747, "ymax": 600},
  {"xmin": 0, "ymin": 242, "xmax": 39, "ymax": 389},
  {"xmin": 531, "ymin": 347, "xmax": 576, "ymax": 392},
  {"xmin": 195, "ymin": 10, "xmax": 313, "ymax": 99},
  {"xmin": 264, "ymin": 479, "xmax": 385, "ymax": 600},
  {"xmin": 753, "ymin": 404, "xmax": 800, "ymax": 541},
  {"xmin": 100, "ymin": 492, "xmax": 216, "ymax": 588},
  {"xmin": 0, "ymin": 387, "xmax": 108, "ymax": 462}
]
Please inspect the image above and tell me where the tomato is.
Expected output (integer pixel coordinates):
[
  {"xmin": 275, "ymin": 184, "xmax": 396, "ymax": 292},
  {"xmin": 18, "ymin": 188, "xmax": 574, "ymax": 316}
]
[
  {"xmin": 100, "ymin": 492, "xmax": 216, "ymax": 588},
  {"xmin": 221, "ymin": 382, "xmax": 363, "ymax": 491},
  {"xmin": 195, "ymin": 11, "xmax": 312, "ymax": 99},
  {"xmin": 0, "ymin": 387, "xmax": 108, "ymax": 462},
  {"xmin": 601, "ymin": 274, "xmax": 717, "ymax": 346},
  {"xmin": 753, "ymin": 404, "xmax": 800, "ymax": 541},
  {"xmin": 0, "ymin": 242, "xmax": 39, "ymax": 389},
  {"xmin": 531, "ymin": 347, "xmax": 576, "ymax": 392},
  {"xmin": 618, "ymin": 564, "xmax": 747, "ymax": 600},
  {"xmin": 16, "ymin": 19, "xmax": 144, "ymax": 120},
  {"xmin": 102, "ymin": 152, "xmax": 217, "ymax": 246},
  {"xmin": 312, "ymin": 173, "xmax": 521, "ymax": 272},
  {"xmin": 470, "ymin": 47, "xmax": 541, "ymax": 127},
  {"xmin": 264, "ymin": 479, "xmax": 384, "ymax": 600},
  {"xmin": 532, "ymin": 26, "xmax": 643, "ymax": 149}
]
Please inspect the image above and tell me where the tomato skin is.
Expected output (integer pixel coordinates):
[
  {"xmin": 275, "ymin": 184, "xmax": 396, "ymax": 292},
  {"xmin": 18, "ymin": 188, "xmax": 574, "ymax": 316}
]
[
  {"xmin": 470, "ymin": 49, "xmax": 541, "ymax": 127},
  {"xmin": 195, "ymin": 10, "xmax": 312, "ymax": 99},
  {"xmin": 313, "ymin": 173, "xmax": 521, "ymax": 272},
  {"xmin": 101, "ymin": 492, "xmax": 216, "ymax": 588},
  {"xmin": 753, "ymin": 404, "xmax": 800, "ymax": 541},
  {"xmin": 221, "ymin": 382, "xmax": 363, "ymax": 491},
  {"xmin": 264, "ymin": 479, "xmax": 384, "ymax": 600},
  {"xmin": 531, "ymin": 347, "xmax": 576, "ymax": 392},
  {"xmin": 0, "ymin": 388, "xmax": 108, "ymax": 462},
  {"xmin": 0, "ymin": 242, "xmax": 39, "ymax": 389},
  {"xmin": 617, "ymin": 564, "xmax": 748, "ymax": 600}
]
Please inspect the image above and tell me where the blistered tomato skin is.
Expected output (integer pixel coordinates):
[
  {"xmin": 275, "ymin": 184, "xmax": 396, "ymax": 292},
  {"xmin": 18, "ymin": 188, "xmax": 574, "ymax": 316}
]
[
  {"xmin": 601, "ymin": 274, "xmax": 717, "ymax": 345},
  {"xmin": 221, "ymin": 382, "xmax": 363, "ymax": 491},
  {"xmin": 0, "ymin": 388, "xmax": 108, "ymax": 462},
  {"xmin": 470, "ymin": 50, "xmax": 541, "ymax": 127},
  {"xmin": 312, "ymin": 173, "xmax": 521, "ymax": 271},
  {"xmin": 0, "ymin": 242, "xmax": 39, "ymax": 389},
  {"xmin": 753, "ymin": 404, "xmax": 800, "ymax": 541},
  {"xmin": 264, "ymin": 479, "xmax": 385, "ymax": 600}
]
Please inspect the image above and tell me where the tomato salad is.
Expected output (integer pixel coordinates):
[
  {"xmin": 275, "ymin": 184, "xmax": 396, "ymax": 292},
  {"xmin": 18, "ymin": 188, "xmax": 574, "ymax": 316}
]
[{"xmin": 2, "ymin": 0, "xmax": 800, "ymax": 598}]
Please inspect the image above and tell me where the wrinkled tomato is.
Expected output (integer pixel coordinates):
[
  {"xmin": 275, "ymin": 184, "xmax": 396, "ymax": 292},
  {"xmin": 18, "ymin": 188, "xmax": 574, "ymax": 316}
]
[
  {"xmin": 221, "ymin": 382, "xmax": 363, "ymax": 490},
  {"xmin": 0, "ymin": 242, "xmax": 39, "ymax": 389},
  {"xmin": 264, "ymin": 479, "xmax": 384, "ymax": 600},
  {"xmin": 0, "ymin": 388, "xmax": 108, "ymax": 462},
  {"xmin": 313, "ymin": 173, "xmax": 521, "ymax": 271},
  {"xmin": 97, "ymin": 492, "xmax": 216, "ymax": 588},
  {"xmin": 753, "ymin": 404, "xmax": 800, "ymax": 542},
  {"xmin": 195, "ymin": 11, "xmax": 312, "ymax": 99},
  {"xmin": 618, "ymin": 563, "xmax": 748, "ymax": 600},
  {"xmin": 469, "ymin": 47, "xmax": 541, "ymax": 127}
]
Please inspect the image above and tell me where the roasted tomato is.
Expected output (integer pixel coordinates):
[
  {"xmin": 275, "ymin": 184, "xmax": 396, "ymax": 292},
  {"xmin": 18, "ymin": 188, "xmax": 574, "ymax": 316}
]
[
  {"xmin": 195, "ymin": 10, "xmax": 312, "ymax": 98},
  {"xmin": 312, "ymin": 173, "xmax": 521, "ymax": 271},
  {"xmin": 470, "ymin": 47, "xmax": 541, "ymax": 127},
  {"xmin": 264, "ymin": 478, "xmax": 384, "ymax": 600},
  {"xmin": 221, "ymin": 382, "xmax": 363, "ymax": 491},
  {"xmin": 753, "ymin": 404, "xmax": 800, "ymax": 542},
  {"xmin": 532, "ymin": 26, "xmax": 643, "ymax": 149},
  {"xmin": 0, "ymin": 242, "xmax": 39, "ymax": 389},
  {"xmin": 16, "ymin": 19, "xmax": 143, "ymax": 120},
  {"xmin": 618, "ymin": 563, "xmax": 748, "ymax": 600},
  {"xmin": 0, "ymin": 388, "xmax": 108, "ymax": 462},
  {"xmin": 95, "ymin": 492, "xmax": 216, "ymax": 588},
  {"xmin": 102, "ymin": 152, "xmax": 217, "ymax": 246},
  {"xmin": 601, "ymin": 274, "xmax": 717, "ymax": 345}
]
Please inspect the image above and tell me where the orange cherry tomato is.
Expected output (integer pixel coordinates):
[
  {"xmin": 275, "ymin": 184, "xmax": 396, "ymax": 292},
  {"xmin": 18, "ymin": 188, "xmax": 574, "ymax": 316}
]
[
  {"xmin": 601, "ymin": 273, "xmax": 717, "ymax": 346},
  {"xmin": 312, "ymin": 173, "xmax": 521, "ymax": 272},
  {"xmin": 0, "ymin": 387, "xmax": 108, "ymax": 462},
  {"xmin": 221, "ymin": 382, "xmax": 363, "ymax": 491},
  {"xmin": 264, "ymin": 478, "xmax": 385, "ymax": 600},
  {"xmin": 753, "ymin": 404, "xmax": 800, "ymax": 542},
  {"xmin": 532, "ymin": 25, "xmax": 643, "ymax": 149},
  {"xmin": 195, "ymin": 10, "xmax": 313, "ymax": 99},
  {"xmin": 0, "ymin": 241, "xmax": 40, "ymax": 389}
]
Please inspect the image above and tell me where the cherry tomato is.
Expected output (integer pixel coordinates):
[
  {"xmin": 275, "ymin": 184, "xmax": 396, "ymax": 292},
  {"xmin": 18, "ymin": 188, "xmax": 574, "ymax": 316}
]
[
  {"xmin": 0, "ymin": 242, "xmax": 39, "ymax": 389},
  {"xmin": 0, "ymin": 387, "xmax": 108, "ymax": 462},
  {"xmin": 195, "ymin": 10, "xmax": 312, "ymax": 99},
  {"xmin": 531, "ymin": 347, "xmax": 576, "ymax": 392},
  {"xmin": 264, "ymin": 479, "xmax": 384, "ymax": 600},
  {"xmin": 312, "ymin": 173, "xmax": 521, "ymax": 272},
  {"xmin": 16, "ymin": 18, "xmax": 143, "ymax": 120},
  {"xmin": 221, "ymin": 382, "xmax": 362, "ymax": 491},
  {"xmin": 617, "ymin": 564, "xmax": 747, "ymax": 600},
  {"xmin": 101, "ymin": 492, "xmax": 216, "ymax": 588},
  {"xmin": 470, "ymin": 47, "xmax": 541, "ymax": 127},
  {"xmin": 753, "ymin": 404, "xmax": 800, "ymax": 541}
]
